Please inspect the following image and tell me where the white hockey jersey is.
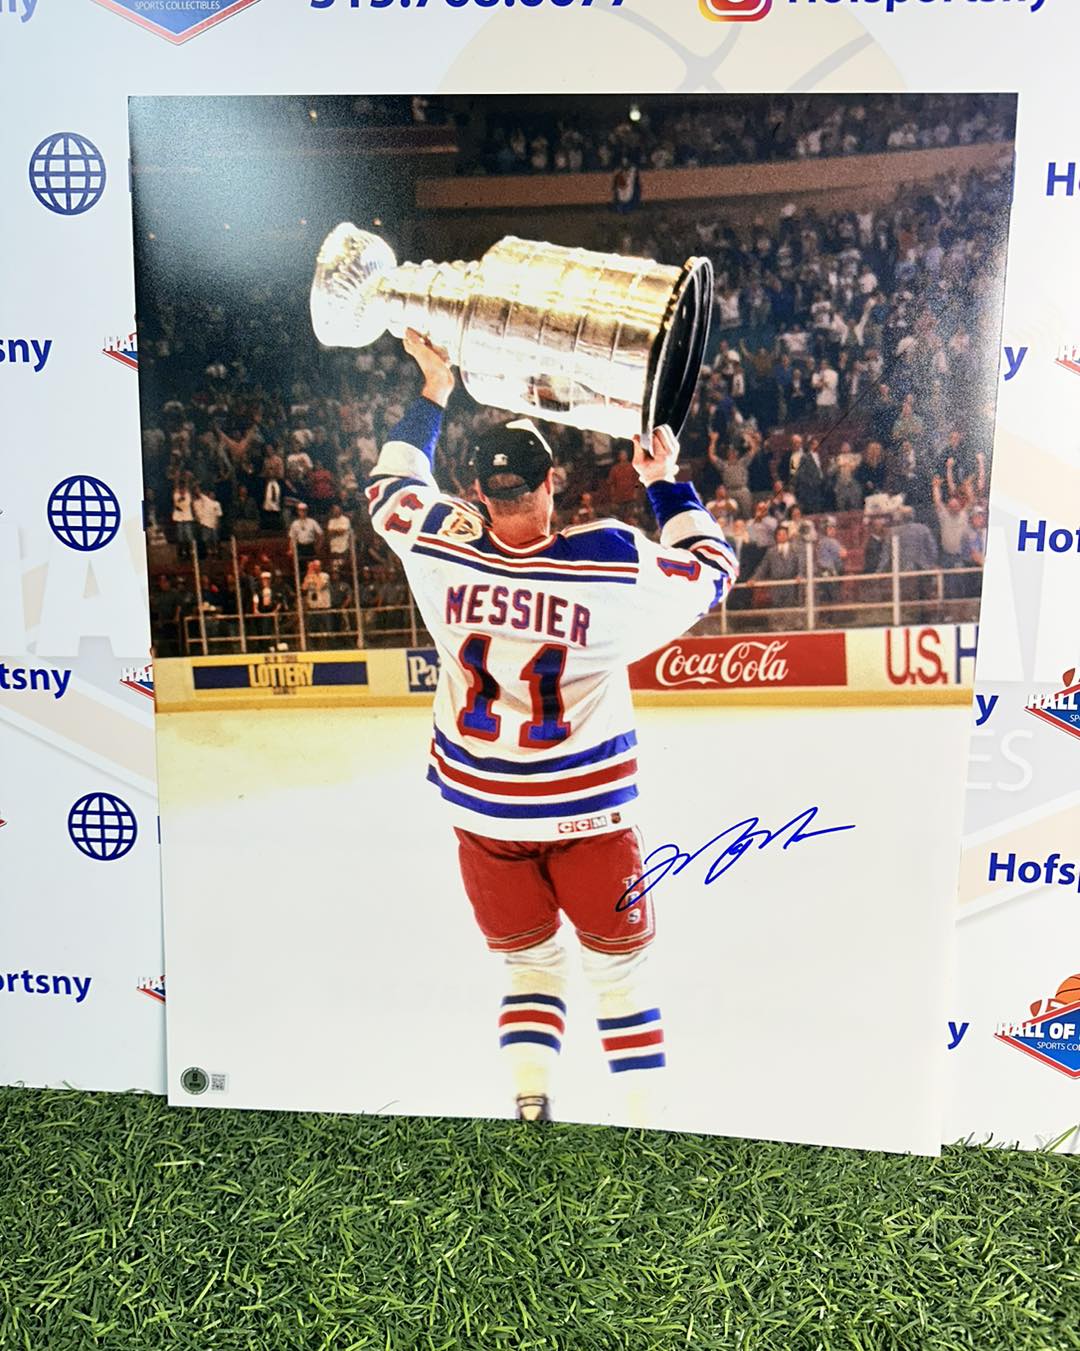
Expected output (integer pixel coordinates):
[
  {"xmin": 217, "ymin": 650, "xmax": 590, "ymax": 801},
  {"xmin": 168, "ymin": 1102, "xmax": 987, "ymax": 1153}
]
[{"xmin": 367, "ymin": 399, "xmax": 738, "ymax": 842}]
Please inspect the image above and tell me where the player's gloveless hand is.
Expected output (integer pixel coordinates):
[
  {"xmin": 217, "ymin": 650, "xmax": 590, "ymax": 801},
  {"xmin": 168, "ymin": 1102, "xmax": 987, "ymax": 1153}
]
[
  {"xmin": 404, "ymin": 328, "xmax": 456, "ymax": 408},
  {"xmin": 633, "ymin": 425, "xmax": 680, "ymax": 486}
]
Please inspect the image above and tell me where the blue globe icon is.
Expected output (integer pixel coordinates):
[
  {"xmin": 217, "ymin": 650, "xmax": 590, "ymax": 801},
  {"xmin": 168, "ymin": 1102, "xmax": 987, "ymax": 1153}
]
[
  {"xmin": 68, "ymin": 793, "xmax": 138, "ymax": 862},
  {"xmin": 29, "ymin": 132, "xmax": 106, "ymax": 216},
  {"xmin": 48, "ymin": 476, "xmax": 121, "ymax": 552}
]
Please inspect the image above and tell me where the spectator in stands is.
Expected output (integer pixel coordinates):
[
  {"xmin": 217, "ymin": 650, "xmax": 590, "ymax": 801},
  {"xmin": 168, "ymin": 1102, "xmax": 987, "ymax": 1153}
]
[
  {"xmin": 891, "ymin": 395, "xmax": 925, "ymax": 448},
  {"xmin": 302, "ymin": 559, "xmax": 333, "ymax": 646},
  {"xmin": 767, "ymin": 479, "xmax": 796, "ymax": 524},
  {"xmin": 942, "ymin": 444, "xmax": 986, "ymax": 506},
  {"xmin": 830, "ymin": 441, "xmax": 863, "ymax": 512},
  {"xmin": 816, "ymin": 518, "xmax": 846, "ymax": 577},
  {"xmin": 605, "ymin": 447, "xmax": 639, "ymax": 507},
  {"xmin": 869, "ymin": 385, "xmax": 900, "ymax": 446},
  {"xmin": 251, "ymin": 570, "xmax": 282, "ymax": 651},
  {"xmin": 192, "ymin": 485, "xmax": 222, "ymax": 557},
  {"xmin": 706, "ymin": 486, "xmax": 740, "ymax": 530},
  {"xmin": 751, "ymin": 525, "xmax": 803, "ymax": 630},
  {"xmin": 791, "ymin": 435, "xmax": 826, "ymax": 514},
  {"xmin": 932, "ymin": 474, "xmax": 972, "ymax": 597},
  {"xmin": 326, "ymin": 503, "xmax": 353, "ymax": 561},
  {"xmin": 892, "ymin": 503, "xmax": 939, "ymax": 569},
  {"xmin": 815, "ymin": 517, "xmax": 847, "ymax": 619},
  {"xmin": 286, "ymin": 434, "xmax": 313, "ymax": 486},
  {"xmin": 786, "ymin": 363, "xmax": 812, "ymax": 421},
  {"xmin": 288, "ymin": 502, "xmax": 323, "ymax": 564},
  {"xmin": 786, "ymin": 507, "xmax": 816, "ymax": 547},
  {"xmin": 233, "ymin": 484, "xmax": 261, "ymax": 539},
  {"xmin": 260, "ymin": 471, "xmax": 284, "ymax": 533},
  {"xmin": 611, "ymin": 161, "xmax": 640, "ymax": 213},
  {"xmin": 961, "ymin": 503, "xmax": 988, "ymax": 598},
  {"xmin": 723, "ymin": 519, "xmax": 754, "ymax": 612},
  {"xmin": 714, "ymin": 443, "xmax": 754, "ymax": 519},
  {"xmin": 863, "ymin": 515, "xmax": 892, "ymax": 575},
  {"xmin": 744, "ymin": 430, "xmax": 774, "ymax": 500},
  {"xmin": 327, "ymin": 560, "xmax": 354, "ymax": 641},
  {"xmin": 812, "ymin": 357, "xmax": 840, "ymax": 418},
  {"xmin": 935, "ymin": 427, "xmax": 967, "ymax": 482},
  {"xmin": 889, "ymin": 505, "xmax": 939, "ymax": 619},
  {"xmin": 747, "ymin": 499, "xmax": 778, "ymax": 551},
  {"xmin": 172, "ymin": 473, "xmax": 195, "ymax": 549},
  {"xmin": 308, "ymin": 462, "xmax": 337, "ymax": 513},
  {"xmin": 857, "ymin": 442, "xmax": 888, "ymax": 499},
  {"xmin": 777, "ymin": 431, "xmax": 802, "ymax": 487}
]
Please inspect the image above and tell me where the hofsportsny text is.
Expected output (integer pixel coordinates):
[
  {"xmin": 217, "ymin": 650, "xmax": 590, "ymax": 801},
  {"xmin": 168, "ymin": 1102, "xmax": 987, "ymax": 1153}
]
[{"xmin": 1, "ymin": 970, "xmax": 92, "ymax": 1003}]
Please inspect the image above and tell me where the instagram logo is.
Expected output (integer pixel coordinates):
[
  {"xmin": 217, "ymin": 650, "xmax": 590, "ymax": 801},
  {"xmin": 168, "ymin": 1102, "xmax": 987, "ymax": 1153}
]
[{"xmin": 700, "ymin": 0, "xmax": 773, "ymax": 20}]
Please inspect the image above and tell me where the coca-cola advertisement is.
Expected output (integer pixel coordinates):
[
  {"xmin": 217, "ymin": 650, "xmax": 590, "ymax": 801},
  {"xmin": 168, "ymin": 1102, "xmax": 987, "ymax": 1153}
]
[{"xmin": 630, "ymin": 635, "xmax": 847, "ymax": 691}]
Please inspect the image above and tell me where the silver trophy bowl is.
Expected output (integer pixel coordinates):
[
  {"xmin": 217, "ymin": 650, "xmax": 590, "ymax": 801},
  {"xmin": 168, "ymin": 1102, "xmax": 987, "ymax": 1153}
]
[{"xmin": 310, "ymin": 223, "xmax": 713, "ymax": 441}]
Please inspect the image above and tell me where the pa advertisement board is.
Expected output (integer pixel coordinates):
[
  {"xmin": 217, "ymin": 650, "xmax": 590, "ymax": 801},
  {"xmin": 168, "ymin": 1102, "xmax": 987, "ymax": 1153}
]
[{"xmin": 1, "ymin": 0, "xmax": 1078, "ymax": 1156}]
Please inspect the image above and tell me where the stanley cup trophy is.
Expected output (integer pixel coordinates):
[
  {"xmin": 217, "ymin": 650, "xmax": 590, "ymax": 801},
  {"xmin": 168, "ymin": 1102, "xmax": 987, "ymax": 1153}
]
[{"xmin": 310, "ymin": 224, "xmax": 714, "ymax": 442}]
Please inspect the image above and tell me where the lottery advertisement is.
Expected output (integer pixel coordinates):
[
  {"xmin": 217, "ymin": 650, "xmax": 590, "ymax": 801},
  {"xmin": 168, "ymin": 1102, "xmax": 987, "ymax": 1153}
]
[{"xmin": 1, "ymin": 0, "xmax": 1077, "ymax": 1155}]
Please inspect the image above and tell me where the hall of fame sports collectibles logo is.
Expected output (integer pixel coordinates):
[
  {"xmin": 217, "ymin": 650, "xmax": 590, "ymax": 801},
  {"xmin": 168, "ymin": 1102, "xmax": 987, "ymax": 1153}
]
[
  {"xmin": 120, "ymin": 662, "xmax": 155, "ymax": 700},
  {"xmin": 103, "ymin": 330, "xmax": 138, "ymax": 370},
  {"xmin": 1055, "ymin": 343, "xmax": 1080, "ymax": 379},
  {"xmin": 1026, "ymin": 667, "xmax": 1080, "ymax": 744},
  {"xmin": 90, "ymin": 0, "xmax": 259, "ymax": 43},
  {"xmin": 997, "ymin": 973, "xmax": 1080, "ymax": 1078}
]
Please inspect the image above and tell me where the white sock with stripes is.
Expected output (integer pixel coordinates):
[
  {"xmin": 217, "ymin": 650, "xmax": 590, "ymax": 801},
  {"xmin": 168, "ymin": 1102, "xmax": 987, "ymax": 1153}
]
[
  {"xmin": 499, "ymin": 938, "xmax": 568, "ymax": 1106},
  {"xmin": 582, "ymin": 947, "xmax": 666, "ymax": 1127}
]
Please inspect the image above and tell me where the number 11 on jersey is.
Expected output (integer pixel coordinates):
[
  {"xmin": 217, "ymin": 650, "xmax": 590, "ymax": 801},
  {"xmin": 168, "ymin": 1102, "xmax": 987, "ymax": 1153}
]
[{"xmin": 457, "ymin": 637, "xmax": 572, "ymax": 748}]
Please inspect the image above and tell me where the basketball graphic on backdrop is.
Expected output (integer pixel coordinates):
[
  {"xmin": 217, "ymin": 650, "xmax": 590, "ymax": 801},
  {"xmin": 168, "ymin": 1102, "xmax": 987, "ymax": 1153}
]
[
  {"xmin": 1056, "ymin": 974, "xmax": 1080, "ymax": 1007},
  {"xmin": 444, "ymin": 3, "xmax": 900, "ymax": 96}
]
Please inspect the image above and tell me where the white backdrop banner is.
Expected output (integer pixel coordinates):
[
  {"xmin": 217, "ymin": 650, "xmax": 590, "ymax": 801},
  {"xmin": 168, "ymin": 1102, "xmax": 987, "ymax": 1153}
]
[{"xmin": 0, "ymin": 0, "xmax": 1077, "ymax": 1148}]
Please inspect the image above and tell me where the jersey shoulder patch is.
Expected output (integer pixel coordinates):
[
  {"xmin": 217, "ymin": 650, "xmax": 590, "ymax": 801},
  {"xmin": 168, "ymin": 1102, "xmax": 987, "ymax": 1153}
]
[{"xmin": 423, "ymin": 499, "xmax": 487, "ymax": 540}]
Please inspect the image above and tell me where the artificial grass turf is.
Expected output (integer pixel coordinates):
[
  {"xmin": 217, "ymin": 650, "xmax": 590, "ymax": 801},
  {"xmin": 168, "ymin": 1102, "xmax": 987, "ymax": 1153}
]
[{"xmin": 0, "ymin": 1089, "xmax": 1078, "ymax": 1351}]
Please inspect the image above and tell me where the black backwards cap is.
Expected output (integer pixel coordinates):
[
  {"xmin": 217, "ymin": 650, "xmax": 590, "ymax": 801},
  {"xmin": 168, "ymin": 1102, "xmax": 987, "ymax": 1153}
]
[{"xmin": 470, "ymin": 419, "xmax": 554, "ymax": 500}]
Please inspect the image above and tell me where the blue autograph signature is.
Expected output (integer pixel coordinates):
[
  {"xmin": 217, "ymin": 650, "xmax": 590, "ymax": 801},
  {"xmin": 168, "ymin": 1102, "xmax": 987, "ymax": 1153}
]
[{"xmin": 615, "ymin": 807, "xmax": 856, "ymax": 912}]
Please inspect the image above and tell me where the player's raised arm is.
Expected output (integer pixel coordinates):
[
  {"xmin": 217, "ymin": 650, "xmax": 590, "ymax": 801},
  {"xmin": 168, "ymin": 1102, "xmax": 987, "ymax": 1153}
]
[
  {"xmin": 611, "ymin": 425, "xmax": 739, "ymax": 662},
  {"xmin": 634, "ymin": 425, "xmax": 739, "ymax": 589},
  {"xmin": 366, "ymin": 329, "xmax": 463, "ymax": 552}
]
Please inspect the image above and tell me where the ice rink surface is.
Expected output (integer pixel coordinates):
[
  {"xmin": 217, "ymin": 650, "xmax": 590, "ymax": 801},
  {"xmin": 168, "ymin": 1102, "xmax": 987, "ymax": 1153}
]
[{"xmin": 157, "ymin": 701, "xmax": 970, "ymax": 1155}]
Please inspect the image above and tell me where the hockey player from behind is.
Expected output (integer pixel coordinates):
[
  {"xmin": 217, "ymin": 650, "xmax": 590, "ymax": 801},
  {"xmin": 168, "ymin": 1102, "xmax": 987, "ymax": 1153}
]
[{"xmin": 368, "ymin": 330, "xmax": 738, "ymax": 1124}]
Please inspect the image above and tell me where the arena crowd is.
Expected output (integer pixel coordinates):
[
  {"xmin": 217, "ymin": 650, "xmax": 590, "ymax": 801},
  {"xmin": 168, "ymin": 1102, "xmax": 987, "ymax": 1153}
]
[
  {"xmin": 460, "ymin": 93, "xmax": 1012, "ymax": 176},
  {"xmin": 138, "ymin": 137, "xmax": 1010, "ymax": 654}
]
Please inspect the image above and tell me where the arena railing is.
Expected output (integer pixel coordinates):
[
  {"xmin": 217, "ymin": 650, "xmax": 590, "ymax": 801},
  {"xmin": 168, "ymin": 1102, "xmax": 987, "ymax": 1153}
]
[{"xmin": 170, "ymin": 536, "xmax": 982, "ymax": 657}]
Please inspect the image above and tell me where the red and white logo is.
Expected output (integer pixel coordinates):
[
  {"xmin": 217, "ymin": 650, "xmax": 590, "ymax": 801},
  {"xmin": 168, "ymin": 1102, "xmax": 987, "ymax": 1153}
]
[
  {"xmin": 1055, "ymin": 343, "xmax": 1080, "ymax": 378},
  {"xmin": 700, "ymin": 0, "xmax": 773, "ymax": 21},
  {"xmin": 631, "ymin": 635, "xmax": 847, "ymax": 691}
]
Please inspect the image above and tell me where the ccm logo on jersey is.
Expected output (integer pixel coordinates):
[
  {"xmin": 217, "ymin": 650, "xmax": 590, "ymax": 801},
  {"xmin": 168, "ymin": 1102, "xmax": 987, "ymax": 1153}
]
[{"xmin": 558, "ymin": 813, "xmax": 620, "ymax": 835}]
